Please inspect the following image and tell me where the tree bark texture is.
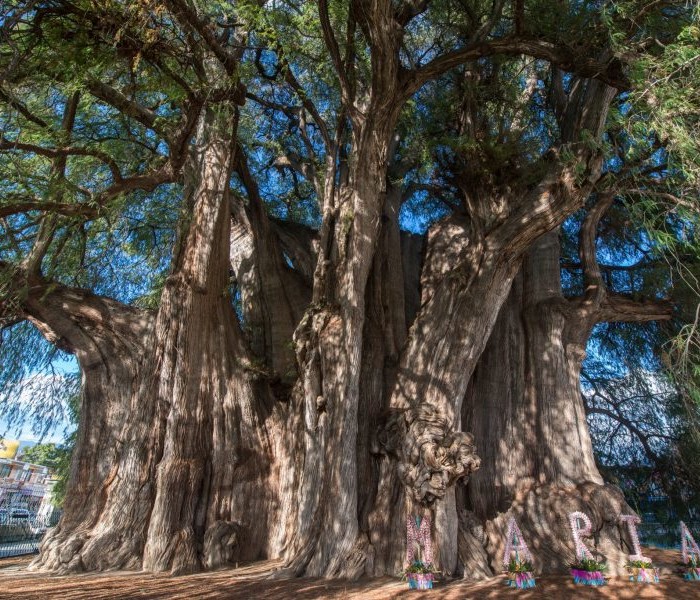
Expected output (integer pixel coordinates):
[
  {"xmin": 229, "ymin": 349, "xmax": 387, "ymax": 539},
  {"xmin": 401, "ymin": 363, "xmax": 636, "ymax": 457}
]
[
  {"xmin": 367, "ymin": 77, "xmax": 619, "ymax": 577},
  {"xmin": 229, "ymin": 152, "xmax": 311, "ymax": 383},
  {"xmin": 283, "ymin": 117, "xmax": 403, "ymax": 578},
  {"xmin": 23, "ymin": 107, "xmax": 288, "ymax": 575},
  {"xmin": 9, "ymin": 54, "xmax": 643, "ymax": 580},
  {"xmin": 463, "ymin": 230, "xmax": 672, "ymax": 576},
  {"xmin": 140, "ymin": 108, "xmax": 287, "ymax": 574},
  {"xmin": 19, "ymin": 282, "xmax": 155, "ymax": 573}
]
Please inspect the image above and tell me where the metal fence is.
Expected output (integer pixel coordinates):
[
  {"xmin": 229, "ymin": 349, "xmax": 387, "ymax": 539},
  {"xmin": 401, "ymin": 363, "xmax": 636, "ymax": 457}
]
[
  {"xmin": 638, "ymin": 521, "xmax": 700, "ymax": 549},
  {"xmin": 0, "ymin": 477, "xmax": 61, "ymax": 559},
  {"xmin": 0, "ymin": 511, "xmax": 60, "ymax": 559},
  {"xmin": 0, "ymin": 516, "xmax": 54, "ymax": 559}
]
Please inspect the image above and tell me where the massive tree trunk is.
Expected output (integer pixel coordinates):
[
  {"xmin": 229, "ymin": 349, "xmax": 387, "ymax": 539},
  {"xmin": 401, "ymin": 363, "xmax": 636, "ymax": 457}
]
[
  {"xmin": 22, "ymin": 284, "xmax": 155, "ymax": 574},
  {"xmin": 1, "ymin": 0, "xmax": 653, "ymax": 584},
  {"xmin": 229, "ymin": 150, "xmax": 311, "ymax": 383},
  {"xmin": 356, "ymin": 183, "xmax": 406, "ymax": 535},
  {"xmin": 25, "ymin": 105, "xmax": 288, "ymax": 575},
  {"xmin": 141, "ymin": 106, "xmax": 284, "ymax": 574},
  {"xmin": 283, "ymin": 117, "xmax": 402, "ymax": 578},
  {"xmin": 2, "ymin": 94, "xmax": 160, "ymax": 574},
  {"xmin": 368, "ymin": 79, "xmax": 619, "ymax": 578},
  {"xmin": 464, "ymin": 224, "xmax": 673, "ymax": 576},
  {"xmin": 24, "ymin": 73, "xmax": 618, "ymax": 579}
]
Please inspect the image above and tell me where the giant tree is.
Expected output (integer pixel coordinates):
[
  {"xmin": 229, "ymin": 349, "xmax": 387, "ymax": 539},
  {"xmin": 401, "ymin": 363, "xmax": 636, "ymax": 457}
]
[{"xmin": 0, "ymin": 0, "xmax": 696, "ymax": 579}]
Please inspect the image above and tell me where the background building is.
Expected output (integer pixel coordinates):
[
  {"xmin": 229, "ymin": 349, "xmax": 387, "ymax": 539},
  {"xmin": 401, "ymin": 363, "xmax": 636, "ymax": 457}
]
[{"xmin": 0, "ymin": 439, "xmax": 58, "ymax": 521}]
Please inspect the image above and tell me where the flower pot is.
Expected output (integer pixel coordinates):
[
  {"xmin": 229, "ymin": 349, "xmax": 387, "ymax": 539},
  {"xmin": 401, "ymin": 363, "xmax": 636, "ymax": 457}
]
[
  {"xmin": 407, "ymin": 573, "xmax": 433, "ymax": 590},
  {"xmin": 627, "ymin": 567, "xmax": 659, "ymax": 583},
  {"xmin": 505, "ymin": 571, "xmax": 536, "ymax": 589},
  {"xmin": 570, "ymin": 569, "xmax": 606, "ymax": 586},
  {"xmin": 683, "ymin": 567, "xmax": 700, "ymax": 581}
]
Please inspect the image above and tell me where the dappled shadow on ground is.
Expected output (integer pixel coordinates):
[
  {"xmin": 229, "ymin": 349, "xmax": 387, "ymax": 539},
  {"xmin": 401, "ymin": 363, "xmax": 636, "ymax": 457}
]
[{"xmin": 1, "ymin": 551, "xmax": 699, "ymax": 599}]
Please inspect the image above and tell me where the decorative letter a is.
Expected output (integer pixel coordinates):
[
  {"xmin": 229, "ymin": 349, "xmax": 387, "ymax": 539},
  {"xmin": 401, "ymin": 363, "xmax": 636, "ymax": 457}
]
[
  {"xmin": 681, "ymin": 521, "xmax": 700, "ymax": 564},
  {"xmin": 503, "ymin": 517, "xmax": 533, "ymax": 567}
]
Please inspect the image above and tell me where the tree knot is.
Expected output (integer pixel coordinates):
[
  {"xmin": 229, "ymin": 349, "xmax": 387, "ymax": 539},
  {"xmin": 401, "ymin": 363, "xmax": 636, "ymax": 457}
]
[{"xmin": 375, "ymin": 404, "xmax": 481, "ymax": 507}]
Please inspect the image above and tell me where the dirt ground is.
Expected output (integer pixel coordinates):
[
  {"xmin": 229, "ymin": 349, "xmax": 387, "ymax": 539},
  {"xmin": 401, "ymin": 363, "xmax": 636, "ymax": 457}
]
[{"xmin": 1, "ymin": 548, "xmax": 699, "ymax": 599}]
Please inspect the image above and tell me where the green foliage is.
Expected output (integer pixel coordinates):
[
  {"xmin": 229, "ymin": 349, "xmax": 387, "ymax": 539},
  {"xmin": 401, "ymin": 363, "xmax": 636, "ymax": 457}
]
[
  {"xmin": 19, "ymin": 442, "xmax": 66, "ymax": 470},
  {"xmin": 632, "ymin": 24, "xmax": 700, "ymax": 187},
  {"xmin": 403, "ymin": 560, "xmax": 435, "ymax": 575},
  {"xmin": 507, "ymin": 558, "xmax": 533, "ymax": 573},
  {"xmin": 0, "ymin": 323, "xmax": 79, "ymax": 440},
  {"xmin": 626, "ymin": 559, "xmax": 653, "ymax": 569},
  {"xmin": 571, "ymin": 558, "xmax": 608, "ymax": 572}
]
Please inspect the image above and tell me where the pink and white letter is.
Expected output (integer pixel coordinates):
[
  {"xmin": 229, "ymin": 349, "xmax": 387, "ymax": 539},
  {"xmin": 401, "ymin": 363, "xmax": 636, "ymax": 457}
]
[
  {"xmin": 619, "ymin": 514, "xmax": 650, "ymax": 562},
  {"xmin": 502, "ymin": 517, "xmax": 533, "ymax": 567},
  {"xmin": 568, "ymin": 511, "xmax": 594, "ymax": 561},
  {"xmin": 681, "ymin": 521, "xmax": 700, "ymax": 564}
]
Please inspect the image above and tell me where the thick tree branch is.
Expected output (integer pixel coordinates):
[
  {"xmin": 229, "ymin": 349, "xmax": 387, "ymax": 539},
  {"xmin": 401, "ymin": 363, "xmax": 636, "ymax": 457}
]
[
  {"xmin": 0, "ymin": 136, "xmax": 123, "ymax": 182},
  {"xmin": 0, "ymin": 197, "xmax": 98, "ymax": 220},
  {"xmin": 86, "ymin": 79, "xmax": 162, "ymax": 133},
  {"xmin": 566, "ymin": 189, "xmax": 673, "ymax": 330},
  {"xmin": 579, "ymin": 192, "xmax": 615, "ymax": 302},
  {"xmin": 402, "ymin": 37, "xmax": 628, "ymax": 99},
  {"xmin": 90, "ymin": 165, "xmax": 176, "ymax": 206},
  {"xmin": 487, "ymin": 76, "xmax": 617, "ymax": 259},
  {"xmin": 596, "ymin": 294, "xmax": 674, "ymax": 323},
  {"xmin": 487, "ymin": 154, "xmax": 597, "ymax": 258},
  {"xmin": 168, "ymin": 94, "xmax": 205, "ymax": 169},
  {"xmin": 319, "ymin": 0, "xmax": 356, "ymax": 113},
  {"xmin": 0, "ymin": 166, "xmax": 175, "ymax": 221},
  {"xmin": 0, "ymin": 259, "xmax": 151, "ymax": 354}
]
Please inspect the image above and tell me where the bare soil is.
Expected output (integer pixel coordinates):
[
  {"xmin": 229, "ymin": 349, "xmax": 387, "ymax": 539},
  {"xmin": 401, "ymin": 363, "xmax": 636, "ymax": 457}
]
[{"xmin": 1, "ymin": 548, "xmax": 698, "ymax": 599}]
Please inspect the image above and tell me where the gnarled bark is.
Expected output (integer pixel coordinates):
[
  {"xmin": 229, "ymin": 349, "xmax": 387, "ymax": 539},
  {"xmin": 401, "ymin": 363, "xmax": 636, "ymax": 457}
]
[
  {"xmin": 228, "ymin": 150, "xmax": 311, "ymax": 382},
  {"xmin": 27, "ymin": 106, "xmax": 289, "ymax": 576},
  {"xmin": 282, "ymin": 78, "xmax": 407, "ymax": 580},
  {"xmin": 463, "ymin": 227, "xmax": 673, "ymax": 576},
  {"xmin": 18, "ymin": 281, "xmax": 155, "ymax": 573},
  {"xmin": 368, "ymin": 76, "xmax": 619, "ymax": 577},
  {"xmin": 2, "ymin": 0, "xmax": 662, "ymax": 585},
  {"xmin": 142, "ymin": 107, "xmax": 284, "ymax": 574}
]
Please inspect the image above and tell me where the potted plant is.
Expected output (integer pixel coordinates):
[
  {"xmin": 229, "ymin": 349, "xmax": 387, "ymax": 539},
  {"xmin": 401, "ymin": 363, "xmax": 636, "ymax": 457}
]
[
  {"xmin": 679, "ymin": 556, "xmax": 700, "ymax": 580},
  {"xmin": 403, "ymin": 560, "xmax": 435, "ymax": 590},
  {"xmin": 570, "ymin": 557, "xmax": 607, "ymax": 586},
  {"xmin": 505, "ymin": 558, "xmax": 536, "ymax": 589},
  {"xmin": 626, "ymin": 559, "xmax": 660, "ymax": 583}
]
